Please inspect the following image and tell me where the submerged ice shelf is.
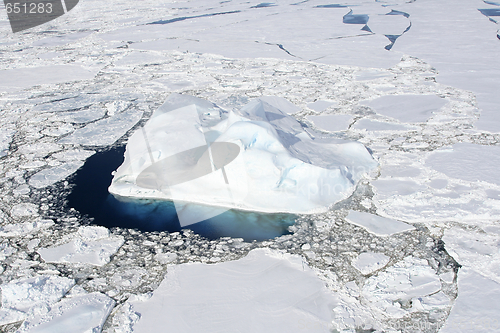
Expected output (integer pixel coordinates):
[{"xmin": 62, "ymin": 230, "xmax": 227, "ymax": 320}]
[{"xmin": 109, "ymin": 94, "xmax": 378, "ymax": 226}]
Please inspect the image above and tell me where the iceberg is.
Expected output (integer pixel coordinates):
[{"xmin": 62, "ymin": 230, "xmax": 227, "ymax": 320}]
[{"xmin": 109, "ymin": 94, "xmax": 377, "ymax": 226}]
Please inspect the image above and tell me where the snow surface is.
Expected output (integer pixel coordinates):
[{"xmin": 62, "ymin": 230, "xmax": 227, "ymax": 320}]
[
  {"xmin": 16, "ymin": 292, "xmax": 115, "ymax": 333},
  {"xmin": 37, "ymin": 226, "xmax": 124, "ymax": 266},
  {"xmin": 128, "ymin": 248, "xmax": 338, "ymax": 333},
  {"xmin": 352, "ymin": 252, "xmax": 390, "ymax": 275},
  {"xmin": 345, "ymin": 210, "xmax": 415, "ymax": 236},
  {"xmin": 1, "ymin": 0, "xmax": 500, "ymax": 331}
]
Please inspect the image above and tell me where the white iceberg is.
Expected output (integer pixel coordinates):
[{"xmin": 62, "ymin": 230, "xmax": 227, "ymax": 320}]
[{"xmin": 109, "ymin": 94, "xmax": 378, "ymax": 226}]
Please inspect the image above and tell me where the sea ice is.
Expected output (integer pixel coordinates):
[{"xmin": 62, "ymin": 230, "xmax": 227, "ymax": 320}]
[
  {"xmin": 128, "ymin": 248, "xmax": 339, "ymax": 333},
  {"xmin": 0, "ymin": 219, "xmax": 53, "ymax": 237},
  {"xmin": 426, "ymin": 143, "xmax": 500, "ymax": 186},
  {"xmin": 16, "ymin": 292, "xmax": 115, "ymax": 333},
  {"xmin": 37, "ymin": 226, "xmax": 124, "ymax": 266},
  {"xmin": 362, "ymin": 256, "xmax": 444, "ymax": 319},
  {"xmin": 439, "ymin": 269, "xmax": 500, "ymax": 333},
  {"xmin": 29, "ymin": 161, "xmax": 85, "ymax": 189},
  {"xmin": 0, "ymin": 276, "xmax": 74, "ymax": 326},
  {"xmin": 361, "ymin": 94, "xmax": 447, "ymax": 123},
  {"xmin": 352, "ymin": 252, "xmax": 390, "ymax": 275},
  {"xmin": 109, "ymin": 94, "xmax": 377, "ymax": 225},
  {"xmin": 345, "ymin": 211, "xmax": 415, "ymax": 236},
  {"xmin": 58, "ymin": 108, "xmax": 143, "ymax": 147},
  {"xmin": 0, "ymin": 65, "xmax": 99, "ymax": 91},
  {"xmin": 307, "ymin": 114, "xmax": 353, "ymax": 132}
]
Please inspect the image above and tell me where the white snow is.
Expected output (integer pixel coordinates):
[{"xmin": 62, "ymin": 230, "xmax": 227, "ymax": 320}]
[
  {"xmin": 0, "ymin": 276, "xmax": 74, "ymax": 326},
  {"xmin": 439, "ymin": 268, "xmax": 500, "ymax": 333},
  {"xmin": 1, "ymin": 0, "xmax": 500, "ymax": 331},
  {"xmin": 129, "ymin": 248, "xmax": 339, "ymax": 333},
  {"xmin": 0, "ymin": 219, "xmax": 53, "ymax": 237},
  {"xmin": 37, "ymin": 226, "xmax": 124, "ymax": 266},
  {"xmin": 109, "ymin": 94, "xmax": 377, "ymax": 224},
  {"xmin": 345, "ymin": 211, "xmax": 415, "ymax": 236},
  {"xmin": 362, "ymin": 256, "xmax": 446, "ymax": 319},
  {"xmin": 17, "ymin": 292, "xmax": 115, "ymax": 333},
  {"xmin": 28, "ymin": 161, "xmax": 84, "ymax": 189},
  {"xmin": 10, "ymin": 203, "xmax": 39, "ymax": 218},
  {"xmin": 361, "ymin": 94, "xmax": 447, "ymax": 123},
  {"xmin": 0, "ymin": 65, "xmax": 99, "ymax": 91},
  {"xmin": 426, "ymin": 143, "xmax": 500, "ymax": 186},
  {"xmin": 58, "ymin": 108, "xmax": 143, "ymax": 147},
  {"xmin": 307, "ymin": 114, "xmax": 353, "ymax": 132},
  {"xmin": 352, "ymin": 252, "xmax": 390, "ymax": 275}
]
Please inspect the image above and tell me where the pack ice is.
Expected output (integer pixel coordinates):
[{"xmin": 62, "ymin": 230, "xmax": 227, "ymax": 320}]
[{"xmin": 109, "ymin": 94, "xmax": 377, "ymax": 225}]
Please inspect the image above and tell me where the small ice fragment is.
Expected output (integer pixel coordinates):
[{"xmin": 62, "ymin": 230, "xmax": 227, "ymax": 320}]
[
  {"xmin": 352, "ymin": 252, "xmax": 390, "ymax": 275},
  {"xmin": 307, "ymin": 114, "xmax": 352, "ymax": 131}
]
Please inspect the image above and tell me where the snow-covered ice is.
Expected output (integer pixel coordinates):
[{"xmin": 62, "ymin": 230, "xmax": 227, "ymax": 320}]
[
  {"xmin": 127, "ymin": 248, "xmax": 339, "ymax": 333},
  {"xmin": 16, "ymin": 292, "xmax": 115, "ymax": 333},
  {"xmin": 0, "ymin": 276, "xmax": 74, "ymax": 326},
  {"xmin": 352, "ymin": 252, "xmax": 390, "ymax": 275},
  {"xmin": 345, "ymin": 210, "xmax": 415, "ymax": 236},
  {"xmin": 37, "ymin": 226, "xmax": 124, "ymax": 266},
  {"xmin": 1, "ymin": 0, "xmax": 500, "ymax": 331}
]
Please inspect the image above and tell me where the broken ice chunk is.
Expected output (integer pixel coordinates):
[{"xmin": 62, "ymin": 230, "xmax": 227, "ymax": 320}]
[
  {"xmin": 58, "ymin": 108, "xmax": 143, "ymax": 146},
  {"xmin": 345, "ymin": 211, "xmax": 415, "ymax": 236},
  {"xmin": 0, "ymin": 276, "xmax": 75, "ymax": 326},
  {"xmin": 362, "ymin": 256, "xmax": 442, "ymax": 319},
  {"xmin": 37, "ymin": 226, "xmax": 124, "ymax": 266},
  {"xmin": 352, "ymin": 252, "xmax": 390, "ymax": 275},
  {"xmin": 16, "ymin": 292, "xmax": 115, "ymax": 333}
]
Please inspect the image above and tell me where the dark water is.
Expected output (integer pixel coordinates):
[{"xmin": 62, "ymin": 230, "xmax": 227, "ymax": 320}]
[{"xmin": 67, "ymin": 147, "xmax": 295, "ymax": 241}]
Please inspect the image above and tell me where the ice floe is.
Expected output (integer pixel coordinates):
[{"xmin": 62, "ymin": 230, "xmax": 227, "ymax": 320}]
[
  {"xmin": 37, "ymin": 226, "xmax": 124, "ymax": 266},
  {"xmin": 127, "ymin": 248, "xmax": 339, "ymax": 332},
  {"xmin": 0, "ymin": 275, "xmax": 74, "ymax": 326},
  {"xmin": 362, "ymin": 256, "xmax": 447, "ymax": 319},
  {"xmin": 352, "ymin": 252, "xmax": 390, "ymax": 275},
  {"xmin": 16, "ymin": 292, "xmax": 115, "ymax": 333},
  {"xmin": 345, "ymin": 210, "xmax": 415, "ymax": 236}
]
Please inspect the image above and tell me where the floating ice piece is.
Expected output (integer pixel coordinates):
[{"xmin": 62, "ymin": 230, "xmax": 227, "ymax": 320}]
[
  {"xmin": 345, "ymin": 211, "xmax": 415, "ymax": 236},
  {"xmin": 439, "ymin": 269, "xmax": 500, "ymax": 333},
  {"xmin": 362, "ymin": 256, "xmax": 443, "ymax": 319},
  {"xmin": 352, "ymin": 252, "xmax": 390, "ymax": 275},
  {"xmin": 0, "ymin": 276, "xmax": 74, "ymax": 326},
  {"xmin": 307, "ymin": 114, "xmax": 352, "ymax": 131},
  {"xmin": 59, "ymin": 108, "xmax": 143, "ymax": 147},
  {"xmin": 54, "ymin": 107, "xmax": 106, "ymax": 124},
  {"xmin": 37, "ymin": 226, "xmax": 124, "ymax": 266},
  {"xmin": 129, "ymin": 248, "xmax": 339, "ymax": 332},
  {"xmin": 29, "ymin": 161, "xmax": 85, "ymax": 189},
  {"xmin": 0, "ymin": 65, "xmax": 98, "ymax": 91},
  {"xmin": 443, "ymin": 226, "xmax": 500, "ymax": 283},
  {"xmin": 0, "ymin": 127, "xmax": 15, "ymax": 158},
  {"xmin": 307, "ymin": 100, "xmax": 336, "ymax": 112},
  {"xmin": 352, "ymin": 119, "xmax": 411, "ymax": 131},
  {"xmin": 16, "ymin": 292, "xmax": 115, "ymax": 333},
  {"xmin": 361, "ymin": 94, "xmax": 447, "ymax": 123},
  {"xmin": 0, "ymin": 219, "xmax": 53, "ymax": 237},
  {"xmin": 10, "ymin": 203, "xmax": 38, "ymax": 218},
  {"xmin": 109, "ymin": 94, "xmax": 377, "ymax": 226},
  {"xmin": 426, "ymin": 143, "xmax": 500, "ymax": 186},
  {"xmin": 372, "ymin": 179, "xmax": 425, "ymax": 197}
]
